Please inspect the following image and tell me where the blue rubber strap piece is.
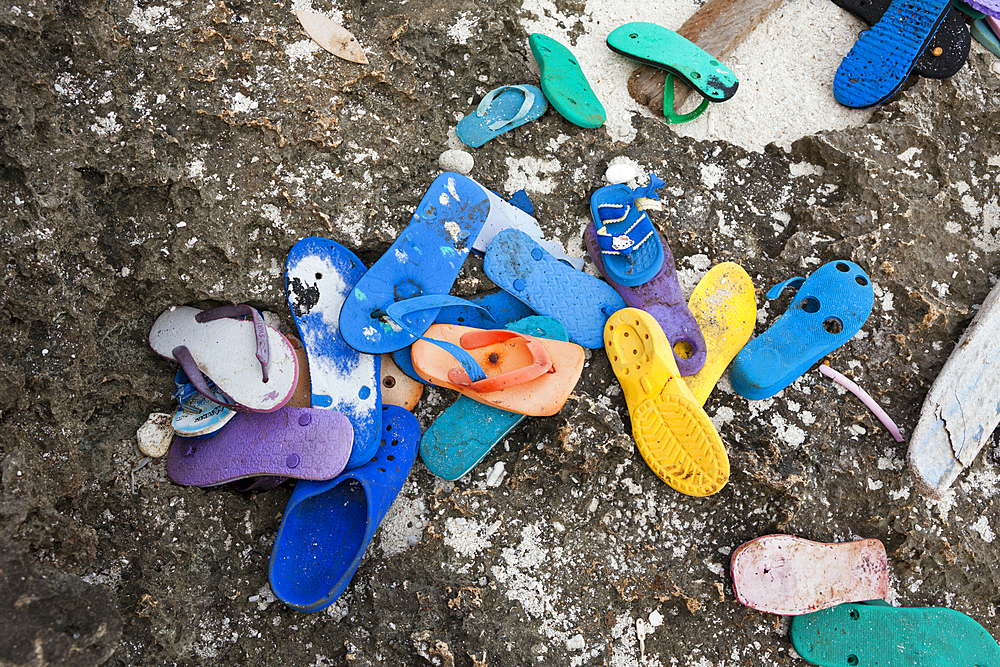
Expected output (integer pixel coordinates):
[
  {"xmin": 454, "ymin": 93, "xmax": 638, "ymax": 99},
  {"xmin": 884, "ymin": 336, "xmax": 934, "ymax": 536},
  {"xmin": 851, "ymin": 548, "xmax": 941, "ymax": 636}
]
[
  {"xmin": 766, "ymin": 276, "xmax": 806, "ymax": 300},
  {"xmin": 631, "ymin": 173, "xmax": 666, "ymax": 202},
  {"xmin": 507, "ymin": 189, "xmax": 535, "ymax": 216},
  {"xmin": 384, "ymin": 295, "xmax": 491, "ymax": 382},
  {"xmin": 478, "ymin": 85, "xmax": 535, "ymax": 131}
]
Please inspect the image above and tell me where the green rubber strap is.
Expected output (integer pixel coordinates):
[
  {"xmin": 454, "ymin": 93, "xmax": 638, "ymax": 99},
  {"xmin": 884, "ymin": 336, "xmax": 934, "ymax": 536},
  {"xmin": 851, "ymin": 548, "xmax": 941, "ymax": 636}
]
[{"xmin": 663, "ymin": 73, "xmax": 710, "ymax": 124}]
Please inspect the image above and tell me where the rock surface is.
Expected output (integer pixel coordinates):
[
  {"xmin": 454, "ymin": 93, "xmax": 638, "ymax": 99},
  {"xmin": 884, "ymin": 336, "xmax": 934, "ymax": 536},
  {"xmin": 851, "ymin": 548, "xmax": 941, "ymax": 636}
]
[{"xmin": 3, "ymin": 0, "xmax": 1000, "ymax": 665}]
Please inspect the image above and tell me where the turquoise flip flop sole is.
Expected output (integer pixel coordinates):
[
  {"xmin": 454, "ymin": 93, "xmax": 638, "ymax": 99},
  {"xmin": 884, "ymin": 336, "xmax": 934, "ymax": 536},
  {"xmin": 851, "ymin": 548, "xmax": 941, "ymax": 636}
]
[
  {"xmin": 529, "ymin": 33, "xmax": 606, "ymax": 129},
  {"xmin": 790, "ymin": 601, "xmax": 1000, "ymax": 667}
]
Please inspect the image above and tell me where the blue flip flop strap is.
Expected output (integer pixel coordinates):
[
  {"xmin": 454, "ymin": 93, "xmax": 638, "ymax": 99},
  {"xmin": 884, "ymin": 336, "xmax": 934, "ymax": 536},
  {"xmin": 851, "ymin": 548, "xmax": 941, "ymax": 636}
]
[
  {"xmin": 383, "ymin": 295, "xmax": 493, "ymax": 383},
  {"xmin": 766, "ymin": 276, "xmax": 806, "ymax": 299},
  {"xmin": 595, "ymin": 210, "xmax": 656, "ymax": 258},
  {"xmin": 631, "ymin": 173, "xmax": 666, "ymax": 202},
  {"xmin": 477, "ymin": 85, "xmax": 536, "ymax": 131}
]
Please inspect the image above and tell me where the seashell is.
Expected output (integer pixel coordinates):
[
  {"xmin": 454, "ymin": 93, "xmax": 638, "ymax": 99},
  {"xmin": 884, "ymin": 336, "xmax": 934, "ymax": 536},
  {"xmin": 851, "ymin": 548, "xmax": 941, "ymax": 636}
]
[{"xmin": 605, "ymin": 163, "xmax": 637, "ymax": 184}]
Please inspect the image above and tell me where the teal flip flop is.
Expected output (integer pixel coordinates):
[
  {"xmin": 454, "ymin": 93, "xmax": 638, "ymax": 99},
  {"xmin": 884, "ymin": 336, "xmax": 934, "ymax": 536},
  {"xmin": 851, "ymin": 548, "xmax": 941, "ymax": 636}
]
[
  {"xmin": 972, "ymin": 17, "xmax": 1000, "ymax": 57},
  {"xmin": 790, "ymin": 601, "xmax": 1000, "ymax": 666},
  {"xmin": 606, "ymin": 22, "xmax": 738, "ymax": 124},
  {"xmin": 456, "ymin": 85, "xmax": 548, "ymax": 148},
  {"xmin": 419, "ymin": 316, "xmax": 567, "ymax": 481},
  {"xmin": 529, "ymin": 33, "xmax": 606, "ymax": 129},
  {"xmin": 268, "ymin": 406, "xmax": 420, "ymax": 612}
]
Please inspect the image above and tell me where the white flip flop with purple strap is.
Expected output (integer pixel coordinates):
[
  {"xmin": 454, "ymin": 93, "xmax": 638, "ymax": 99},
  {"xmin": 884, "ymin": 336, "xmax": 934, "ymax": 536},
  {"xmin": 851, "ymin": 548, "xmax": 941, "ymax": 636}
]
[{"xmin": 149, "ymin": 304, "xmax": 299, "ymax": 413}]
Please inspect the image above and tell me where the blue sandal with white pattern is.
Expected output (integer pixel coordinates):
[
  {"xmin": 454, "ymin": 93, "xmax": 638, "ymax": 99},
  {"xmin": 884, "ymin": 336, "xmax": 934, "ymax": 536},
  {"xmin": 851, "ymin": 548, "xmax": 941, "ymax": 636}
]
[{"xmin": 588, "ymin": 174, "xmax": 666, "ymax": 287}]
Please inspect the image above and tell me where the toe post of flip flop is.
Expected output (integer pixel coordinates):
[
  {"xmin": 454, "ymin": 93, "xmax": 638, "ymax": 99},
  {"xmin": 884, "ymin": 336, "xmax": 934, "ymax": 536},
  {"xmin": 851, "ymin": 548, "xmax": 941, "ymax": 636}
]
[
  {"xmin": 268, "ymin": 406, "xmax": 421, "ymax": 613},
  {"xmin": 731, "ymin": 260, "xmax": 873, "ymax": 401},
  {"xmin": 730, "ymin": 534, "xmax": 889, "ymax": 615},
  {"xmin": 604, "ymin": 308, "xmax": 729, "ymax": 497},
  {"xmin": 149, "ymin": 304, "xmax": 299, "ymax": 414},
  {"xmin": 456, "ymin": 85, "xmax": 548, "ymax": 148}
]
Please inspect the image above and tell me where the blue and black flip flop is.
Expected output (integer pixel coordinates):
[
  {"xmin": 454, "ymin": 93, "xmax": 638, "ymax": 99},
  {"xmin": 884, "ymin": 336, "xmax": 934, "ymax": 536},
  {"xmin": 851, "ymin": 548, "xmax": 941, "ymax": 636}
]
[
  {"xmin": 834, "ymin": 0, "xmax": 953, "ymax": 107},
  {"xmin": 339, "ymin": 173, "xmax": 490, "ymax": 355},
  {"xmin": 730, "ymin": 260, "xmax": 874, "ymax": 400},
  {"xmin": 268, "ymin": 406, "xmax": 420, "ymax": 612},
  {"xmin": 286, "ymin": 237, "xmax": 382, "ymax": 468}
]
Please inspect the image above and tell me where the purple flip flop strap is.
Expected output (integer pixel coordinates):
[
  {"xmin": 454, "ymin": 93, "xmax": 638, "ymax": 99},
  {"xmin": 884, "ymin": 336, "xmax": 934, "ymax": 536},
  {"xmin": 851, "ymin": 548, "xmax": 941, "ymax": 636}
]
[
  {"xmin": 167, "ymin": 407, "xmax": 354, "ymax": 487},
  {"xmin": 171, "ymin": 304, "xmax": 272, "ymax": 412}
]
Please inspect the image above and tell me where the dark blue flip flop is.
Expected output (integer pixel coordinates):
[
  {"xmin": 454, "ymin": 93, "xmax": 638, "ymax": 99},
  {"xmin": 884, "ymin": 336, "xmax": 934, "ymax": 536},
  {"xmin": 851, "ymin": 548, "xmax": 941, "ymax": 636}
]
[{"xmin": 268, "ymin": 406, "xmax": 420, "ymax": 612}]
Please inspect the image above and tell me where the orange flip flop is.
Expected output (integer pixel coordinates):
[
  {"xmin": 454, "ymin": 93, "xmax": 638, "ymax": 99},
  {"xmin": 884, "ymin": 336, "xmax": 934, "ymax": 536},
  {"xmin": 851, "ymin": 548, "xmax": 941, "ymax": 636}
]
[
  {"xmin": 410, "ymin": 324, "xmax": 585, "ymax": 416},
  {"xmin": 604, "ymin": 308, "xmax": 729, "ymax": 496},
  {"xmin": 286, "ymin": 335, "xmax": 313, "ymax": 408},
  {"xmin": 380, "ymin": 354, "xmax": 423, "ymax": 411}
]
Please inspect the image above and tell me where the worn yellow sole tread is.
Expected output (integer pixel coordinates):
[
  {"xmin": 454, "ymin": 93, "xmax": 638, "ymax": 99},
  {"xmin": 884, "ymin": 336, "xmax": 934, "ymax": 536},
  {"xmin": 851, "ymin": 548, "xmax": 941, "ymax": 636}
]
[{"xmin": 605, "ymin": 307, "xmax": 729, "ymax": 496}]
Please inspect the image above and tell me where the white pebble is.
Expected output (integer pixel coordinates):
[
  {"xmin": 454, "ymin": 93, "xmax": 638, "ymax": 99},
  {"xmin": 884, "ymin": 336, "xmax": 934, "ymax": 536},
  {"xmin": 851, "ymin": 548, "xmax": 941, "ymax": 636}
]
[
  {"xmin": 439, "ymin": 149, "xmax": 474, "ymax": 175},
  {"xmin": 648, "ymin": 610, "xmax": 664, "ymax": 627},
  {"xmin": 605, "ymin": 163, "xmax": 637, "ymax": 184},
  {"xmin": 486, "ymin": 461, "xmax": 506, "ymax": 487},
  {"xmin": 137, "ymin": 412, "xmax": 173, "ymax": 457}
]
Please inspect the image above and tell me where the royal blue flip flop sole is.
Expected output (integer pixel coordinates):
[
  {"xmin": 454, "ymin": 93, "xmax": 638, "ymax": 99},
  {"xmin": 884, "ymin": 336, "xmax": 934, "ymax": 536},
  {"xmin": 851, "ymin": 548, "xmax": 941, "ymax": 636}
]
[
  {"xmin": 483, "ymin": 229, "xmax": 626, "ymax": 348},
  {"xmin": 339, "ymin": 173, "xmax": 490, "ymax": 354},
  {"xmin": 286, "ymin": 237, "xmax": 382, "ymax": 469},
  {"xmin": 834, "ymin": 0, "xmax": 953, "ymax": 107},
  {"xmin": 268, "ymin": 406, "xmax": 420, "ymax": 612}
]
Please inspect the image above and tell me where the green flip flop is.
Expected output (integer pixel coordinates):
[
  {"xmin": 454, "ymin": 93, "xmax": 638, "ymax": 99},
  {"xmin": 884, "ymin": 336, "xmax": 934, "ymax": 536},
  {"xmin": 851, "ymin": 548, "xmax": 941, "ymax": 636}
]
[
  {"xmin": 606, "ymin": 22, "xmax": 738, "ymax": 124},
  {"xmin": 529, "ymin": 33, "xmax": 606, "ymax": 129},
  {"xmin": 790, "ymin": 601, "xmax": 1000, "ymax": 667}
]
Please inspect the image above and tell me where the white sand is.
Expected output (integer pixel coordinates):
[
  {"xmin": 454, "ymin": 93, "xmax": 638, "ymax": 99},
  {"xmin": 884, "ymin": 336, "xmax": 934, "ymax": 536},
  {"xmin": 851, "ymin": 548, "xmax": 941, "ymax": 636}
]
[{"xmin": 520, "ymin": 0, "xmax": 875, "ymax": 152}]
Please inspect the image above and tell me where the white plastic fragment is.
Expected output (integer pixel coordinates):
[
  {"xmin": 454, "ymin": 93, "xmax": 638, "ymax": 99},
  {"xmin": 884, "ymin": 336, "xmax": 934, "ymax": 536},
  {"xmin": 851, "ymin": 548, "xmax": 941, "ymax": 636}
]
[
  {"xmin": 137, "ymin": 412, "xmax": 173, "ymax": 457},
  {"xmin": 605, "ymin": 163, "xmax": 637, "ymax": 184},
  {"xmin": 485, "ymin": 461, "xmax": 506, "ymax": 487},
  {"xmin": 439, "ymin": 149, "xmax": 474, "ymax": 175},
  {"xmin": 648, "ymin": 610, "xmax": 664, "ymax": 627}
]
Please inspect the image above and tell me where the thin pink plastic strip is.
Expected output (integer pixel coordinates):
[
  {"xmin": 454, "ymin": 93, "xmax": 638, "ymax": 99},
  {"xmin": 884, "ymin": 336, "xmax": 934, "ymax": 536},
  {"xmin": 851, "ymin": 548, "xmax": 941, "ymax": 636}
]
[{"xmin": 819, "ymin": 364, "xmax": 904, "ymax": 442}]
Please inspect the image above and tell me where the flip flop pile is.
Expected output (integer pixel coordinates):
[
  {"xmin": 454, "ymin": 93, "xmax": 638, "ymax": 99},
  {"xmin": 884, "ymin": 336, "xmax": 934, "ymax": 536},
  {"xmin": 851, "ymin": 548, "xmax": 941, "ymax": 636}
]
[{"xmin": 731, "ymin": 534, "xmax": 1000, "ymax": 666}]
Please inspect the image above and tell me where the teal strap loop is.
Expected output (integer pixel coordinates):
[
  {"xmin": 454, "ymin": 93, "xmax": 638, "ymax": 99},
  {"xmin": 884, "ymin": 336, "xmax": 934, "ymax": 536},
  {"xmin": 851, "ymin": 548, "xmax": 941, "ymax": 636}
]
[{"xmin": 663, "ymin": 73, "xmax": 710, "ymax": 124}]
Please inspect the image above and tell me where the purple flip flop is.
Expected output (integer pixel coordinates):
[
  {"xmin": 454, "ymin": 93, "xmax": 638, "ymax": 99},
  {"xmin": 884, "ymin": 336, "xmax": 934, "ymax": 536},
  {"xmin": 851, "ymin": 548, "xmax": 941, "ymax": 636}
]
[
  {"xmin": 584, "ymin": 225, "xmax": 706, "ymax": 376},
  {"xmin": 167, "ymin": 407, "xmax": 353, "ymax": 488}
]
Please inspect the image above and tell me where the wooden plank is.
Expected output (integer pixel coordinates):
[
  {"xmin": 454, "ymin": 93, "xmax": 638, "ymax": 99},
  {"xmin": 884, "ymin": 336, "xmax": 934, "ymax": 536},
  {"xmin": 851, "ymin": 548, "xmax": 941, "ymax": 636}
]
[
  {"xmin": 627, "ymin": 0, "xmax": 788, "ymax": 114},
  {"xmin": 908, "ymin": 281, "xmax": 1000, "ymax": 497}
]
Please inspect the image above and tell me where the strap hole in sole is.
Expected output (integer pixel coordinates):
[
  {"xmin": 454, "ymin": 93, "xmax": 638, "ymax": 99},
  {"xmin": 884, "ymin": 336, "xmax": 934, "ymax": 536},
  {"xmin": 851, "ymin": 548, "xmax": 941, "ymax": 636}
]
[
  {"xmin": 849, "ymin": 609, "xmax": 860, "ymax": 620},
  {"xmin": 847, "ymin": 656, "xmax": 859, "ymax": 666},
  {"xmin": 836, "ymin": 262, "xmax": 850, "ymax": 272},
  {"xmin": 383, "ymin": 377, "xmax": 396, "ymax": 388},
  {"xmin": 673, "ymin": 341, "xmax": 695, "ymax": 359},
  {"xmin": 855, "ymin": 275, "xmax": 869, "ymax": 286},
  {"xmin": 824, "ymin": 317, "xmax": 844, "ymax": 334},
  {"xmin": 801, "ymin": 297, "xmax": 821, "ymax": 313}
]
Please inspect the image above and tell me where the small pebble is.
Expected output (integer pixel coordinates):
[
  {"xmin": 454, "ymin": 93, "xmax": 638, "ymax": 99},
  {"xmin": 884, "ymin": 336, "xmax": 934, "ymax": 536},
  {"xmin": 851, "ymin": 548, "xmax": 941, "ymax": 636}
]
[
  {"xmin": 439, "ymin": 149, "xmax": 474, "ymax": 175},
  {"xmin": 137, "ymin": 412, "xmax": 174, "ymax": 458},
  {"xmin": 605, "ymin": 163, "xmax": 637, "ymax": 184}
]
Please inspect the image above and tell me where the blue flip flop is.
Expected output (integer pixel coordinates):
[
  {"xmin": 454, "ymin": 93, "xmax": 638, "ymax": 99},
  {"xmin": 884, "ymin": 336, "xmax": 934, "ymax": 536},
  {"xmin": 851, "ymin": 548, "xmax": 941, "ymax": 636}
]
[
  {"xmin": 456, "ymin": 85, "xmax": 548, "ymax": 148},
  {"xmin": 286, "ymin": 237, "xmax": 382, "ymax": 469},
  {"xmin": 834, "ymin": 0, "xmax": 953, "ymax": 107},
  {"xmin": 339, "ymin": 173, "xmax": 490, "ymax": 355},
  {"xmin": 589, "ymin": 174, "xmax": 666, "ymax": 287},
  {"xmin": 483, "ymin": 229, "xmax": 626, "ymax": 348},
  {"xmin": 731, "ymin": 260, "xmax": 874, "ymax": 400},
  {"xmin": 268, "ymin": 406, "xmax": 421, "ymax": 613},
  {"xmin": 171, "ymin": 369, "xmax": 237, "ymax": 438},
  {"xmin": 419, "ymin": 316, "xmax": 567, "ymax": 481},
  {"xmin": 972, "ymin": 17, "xmax": 1000, "ymax": 57},
  {"xmin": 390, "ymin": 288, "xmax": 537, "ymax": 385}
]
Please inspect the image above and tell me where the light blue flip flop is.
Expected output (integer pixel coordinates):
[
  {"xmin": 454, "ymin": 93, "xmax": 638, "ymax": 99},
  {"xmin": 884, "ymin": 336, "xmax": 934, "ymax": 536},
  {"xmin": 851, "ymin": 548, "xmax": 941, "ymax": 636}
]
[
  {"xmin": 419, "ymin": 316, "xmax": 567, "ymax": 481},
  {"xmin": 483, "ymin": 229, "xmax": 626, "ymax": 348},
  {"xmin": 286, "ymin": 237, "xmax": 382, "ymax": 469},
  {"xmin": 972, "ymin": 17, "xmax": 1000, "ymax": 57},
  {"xmin": 456, "ymin": 85, "xmax": 548, "ymax": 148},
  {"xmin": 731, "ymin": 260, "xmax": 874, "ymax": 400},
  {"xmin": 171, "ymin": 368, "xmax": 236, "ymax": 438},
  {"xmin": 268, "ymin": 406, "xmax": 421, "ymax": 613},
  {"xmin": 339, "ymin": 172, "xmax": 490, "ymax": 354}
]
